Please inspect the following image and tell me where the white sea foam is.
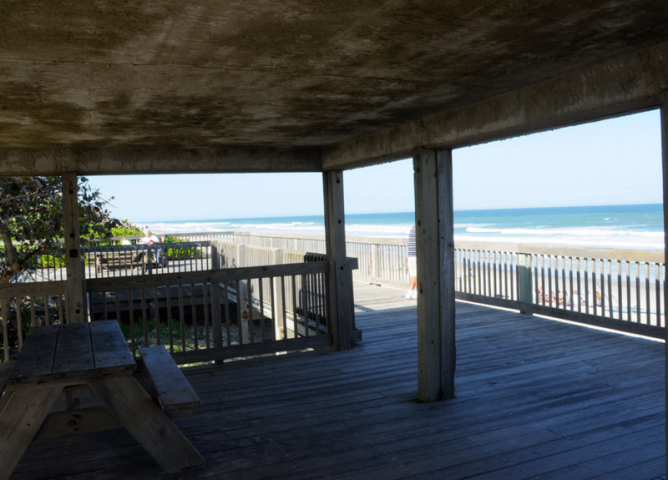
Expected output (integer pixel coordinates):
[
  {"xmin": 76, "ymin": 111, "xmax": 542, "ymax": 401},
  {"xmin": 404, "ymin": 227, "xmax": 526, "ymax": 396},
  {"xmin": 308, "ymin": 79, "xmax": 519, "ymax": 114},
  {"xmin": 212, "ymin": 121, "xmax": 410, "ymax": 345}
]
[{"xmin": 141, "ymin": 216, "xmax": 663, "ymax": 249}]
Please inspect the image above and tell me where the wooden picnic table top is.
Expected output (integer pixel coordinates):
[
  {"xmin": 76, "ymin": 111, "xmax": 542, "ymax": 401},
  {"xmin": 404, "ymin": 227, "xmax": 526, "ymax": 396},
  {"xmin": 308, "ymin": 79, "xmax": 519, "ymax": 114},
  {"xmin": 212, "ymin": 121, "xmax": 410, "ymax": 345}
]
[{"xmin": 8, "ymin": 321, "xmax": 136, "ymax": 387}]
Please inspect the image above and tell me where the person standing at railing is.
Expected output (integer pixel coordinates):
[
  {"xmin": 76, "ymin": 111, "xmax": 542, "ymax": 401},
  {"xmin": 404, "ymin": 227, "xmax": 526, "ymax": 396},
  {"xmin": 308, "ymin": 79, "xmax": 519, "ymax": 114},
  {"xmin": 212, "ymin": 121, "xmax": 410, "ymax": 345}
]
[{"xmin": 405, "ymin": 223, "xmax": 418, "ymax": 299}]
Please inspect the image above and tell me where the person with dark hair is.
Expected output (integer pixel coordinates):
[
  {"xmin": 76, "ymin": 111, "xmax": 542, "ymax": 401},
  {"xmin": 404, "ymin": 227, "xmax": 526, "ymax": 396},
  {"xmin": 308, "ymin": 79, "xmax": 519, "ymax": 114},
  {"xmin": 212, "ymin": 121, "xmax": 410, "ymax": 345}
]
[{"xmin": 405, "ymin": 223, "xmax": 417, "ymax": 299}]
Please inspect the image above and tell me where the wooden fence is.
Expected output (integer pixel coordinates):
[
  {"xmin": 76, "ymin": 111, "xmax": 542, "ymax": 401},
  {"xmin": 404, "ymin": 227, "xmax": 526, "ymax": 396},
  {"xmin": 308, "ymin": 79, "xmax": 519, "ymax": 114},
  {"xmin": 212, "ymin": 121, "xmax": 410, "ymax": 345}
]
[
  {"xmin": 454, "ymin": 242, "xmax": 665, "ymax": 338},
  {"xmin": 0, "ymin": 261, "xmax": 333, "ymax": 364},
  {"xmin": 227, "ymin": 233, "xmax": 666, "ymax": 339}
]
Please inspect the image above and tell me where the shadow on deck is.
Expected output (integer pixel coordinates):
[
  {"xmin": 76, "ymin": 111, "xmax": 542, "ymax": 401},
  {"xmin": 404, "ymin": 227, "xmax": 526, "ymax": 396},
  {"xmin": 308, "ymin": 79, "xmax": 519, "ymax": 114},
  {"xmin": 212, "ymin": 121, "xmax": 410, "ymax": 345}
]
[{"xmin": 11, "ymin": 283, "xmax": 666, "ymax": 480}]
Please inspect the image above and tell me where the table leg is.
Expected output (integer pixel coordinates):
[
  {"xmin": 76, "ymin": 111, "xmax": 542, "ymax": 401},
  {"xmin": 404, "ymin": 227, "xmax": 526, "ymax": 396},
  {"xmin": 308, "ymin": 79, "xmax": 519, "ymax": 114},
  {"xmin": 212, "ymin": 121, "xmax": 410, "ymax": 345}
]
[
  {"xmin": 0, "ymin": 386, "xmax": 63, "ymax": 480},
  {"xmin": 88, "ymin": 376, "xmax": 205, "ymax": 472}
]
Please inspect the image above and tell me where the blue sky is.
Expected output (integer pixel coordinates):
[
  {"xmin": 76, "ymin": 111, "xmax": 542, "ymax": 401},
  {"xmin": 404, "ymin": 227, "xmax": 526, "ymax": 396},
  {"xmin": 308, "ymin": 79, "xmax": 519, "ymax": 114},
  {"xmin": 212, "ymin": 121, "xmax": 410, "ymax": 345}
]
[{"xmin": 88, "ymin": 110, "xmax": 662, "ymax": 223}]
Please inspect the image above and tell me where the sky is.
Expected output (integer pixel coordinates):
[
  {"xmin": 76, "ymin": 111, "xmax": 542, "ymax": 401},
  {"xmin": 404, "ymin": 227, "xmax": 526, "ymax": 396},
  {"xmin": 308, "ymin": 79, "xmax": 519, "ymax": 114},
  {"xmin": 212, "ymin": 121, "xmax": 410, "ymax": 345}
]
[{"xmin": 87, "ymin": 109, "xmax": 663, "ymax": 223}]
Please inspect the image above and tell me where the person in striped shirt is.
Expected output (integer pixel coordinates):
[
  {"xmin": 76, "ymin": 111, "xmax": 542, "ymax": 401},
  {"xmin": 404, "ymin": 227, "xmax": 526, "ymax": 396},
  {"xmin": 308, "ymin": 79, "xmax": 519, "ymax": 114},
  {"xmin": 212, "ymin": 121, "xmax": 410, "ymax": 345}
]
[{"xmin": 405, "ymin": 223, "xmax": 418, "ymax": 299}]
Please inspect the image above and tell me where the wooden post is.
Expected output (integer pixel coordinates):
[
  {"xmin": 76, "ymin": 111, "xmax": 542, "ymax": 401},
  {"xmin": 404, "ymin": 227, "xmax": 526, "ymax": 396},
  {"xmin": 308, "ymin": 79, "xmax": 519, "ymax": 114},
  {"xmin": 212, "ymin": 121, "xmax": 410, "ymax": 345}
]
[
  {"xmin": 660, "ymin": 90, "xmax": 668, "ymax": 467},
  {"xmin": 273, "ymin": 249, "xmax": 285, "ymax": 340},
  {"xmin": 371, "ymin": 243, "xmax": 379, "ymax": 280},
  {"xmin": 517, "ymin": 252, "xmax": 533, "ymax": 313},
  {"xmin": 235, "ymin": 244, "xmax": 249, "ymax": 343},
  {"xmin": 210, "ymin": 243, "xmax": 223, "ymax": 349},
  {"xmin": 413, "ymin": 148, "xmax": 456, "ymax": 402},
  {"xmin": 323, "ymin": 170, "xmax": 353, "ymax": 351},
  {"xmin": 62, "ymin": 173, "xmax": 85, "ymax": 324}
]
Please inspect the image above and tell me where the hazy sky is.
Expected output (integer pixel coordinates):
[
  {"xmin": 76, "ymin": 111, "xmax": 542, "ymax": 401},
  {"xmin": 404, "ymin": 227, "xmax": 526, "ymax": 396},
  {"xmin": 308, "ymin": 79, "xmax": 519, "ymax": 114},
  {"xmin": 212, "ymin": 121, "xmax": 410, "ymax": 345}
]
[{"xmin": 88, "ymin": 109, "xmax": 662, "ymax": 222}]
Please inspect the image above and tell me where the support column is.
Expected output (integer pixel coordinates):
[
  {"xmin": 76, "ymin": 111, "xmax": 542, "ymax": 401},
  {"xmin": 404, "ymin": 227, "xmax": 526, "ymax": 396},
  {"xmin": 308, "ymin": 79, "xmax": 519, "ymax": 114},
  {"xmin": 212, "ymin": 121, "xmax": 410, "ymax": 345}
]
[
  {"xmin": 323, "ymin": 170, "xmax": 353, "ymax": 351},
  {"xmin": 62, "ymin": 172, "xmax": 85, "ymax": 324},
  {"xmin": 413, "ymin": 148, "xmax": 456, "ymax": 402},
  {"xmin": 660, "ymin": 91, "xmax": 668, "ymax": 467}
]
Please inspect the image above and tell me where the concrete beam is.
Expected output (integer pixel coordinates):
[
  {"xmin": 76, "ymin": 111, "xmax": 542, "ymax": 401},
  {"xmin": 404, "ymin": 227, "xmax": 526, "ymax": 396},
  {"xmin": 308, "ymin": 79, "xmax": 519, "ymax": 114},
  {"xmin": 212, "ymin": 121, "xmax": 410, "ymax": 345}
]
[
  {"xmin": 323, "ymin": 41, "xmax": 668, "ymax": 170},
  {"xmin": 0, "ymin": 147, "xmax": 321, "ymax": 176}
]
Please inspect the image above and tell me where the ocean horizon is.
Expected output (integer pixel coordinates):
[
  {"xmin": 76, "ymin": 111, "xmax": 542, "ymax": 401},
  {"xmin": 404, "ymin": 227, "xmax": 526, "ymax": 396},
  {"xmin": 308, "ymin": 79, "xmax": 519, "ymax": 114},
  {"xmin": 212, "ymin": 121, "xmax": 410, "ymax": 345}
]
[{"xmin": 141, "ymin": 203, "xmax": 664, "ymax": 251}]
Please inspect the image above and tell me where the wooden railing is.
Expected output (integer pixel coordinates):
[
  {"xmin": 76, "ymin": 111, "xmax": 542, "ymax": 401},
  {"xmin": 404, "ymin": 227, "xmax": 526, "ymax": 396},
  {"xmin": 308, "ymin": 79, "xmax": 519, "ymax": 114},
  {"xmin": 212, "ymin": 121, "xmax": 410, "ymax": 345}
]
[
  {"xmin": 1, "ymin": 262, "xmax": 334, "ymax": 364},
  {"xmin": 85, "ymin": 262, "xmax": 332, "ymax": 364},
  {"xmin": 0, "ymin": 281, "xmax": 68, "ymax": 361},
  {"xmin": 454, "ymin": 242, "xmax": 665, "ymax": 339},
  {"xmin": 209, "ymin": 232, "xmax": 666, "ymax": 338}
]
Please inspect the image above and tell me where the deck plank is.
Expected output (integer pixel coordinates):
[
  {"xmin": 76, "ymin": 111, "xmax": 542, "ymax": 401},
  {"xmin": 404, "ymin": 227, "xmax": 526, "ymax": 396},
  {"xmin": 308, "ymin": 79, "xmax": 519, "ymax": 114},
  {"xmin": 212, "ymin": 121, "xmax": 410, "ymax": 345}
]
[{"xmin": 10, "ymin": 281, "xmax": 666, "ymax": 480}]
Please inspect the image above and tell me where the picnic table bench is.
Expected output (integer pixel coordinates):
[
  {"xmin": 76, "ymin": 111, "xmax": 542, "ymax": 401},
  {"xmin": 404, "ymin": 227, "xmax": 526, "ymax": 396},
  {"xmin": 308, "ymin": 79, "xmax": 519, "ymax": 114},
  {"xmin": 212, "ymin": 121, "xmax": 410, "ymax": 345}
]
[
  {"xmin": 0, "ymin": 321, "xmax": 205, "ymax": 479},
  {"xmin": 95, "ymin": 251, "xmax": 147, "ymax": 275}
]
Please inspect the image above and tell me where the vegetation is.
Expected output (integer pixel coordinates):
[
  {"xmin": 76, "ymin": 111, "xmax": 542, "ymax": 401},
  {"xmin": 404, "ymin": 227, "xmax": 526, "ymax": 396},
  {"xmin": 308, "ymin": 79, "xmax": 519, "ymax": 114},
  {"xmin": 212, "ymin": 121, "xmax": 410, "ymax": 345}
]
[
  {"xmin": 163, "ymin": 236, "xmax": 203, "ymax": 259},
  {"xmin": 0, "ymin": 176, "xmax": 119, "ymax": 283},
  {"xmin": 119, "ymin": 317, "xmax": 208, "ymax": 353}
]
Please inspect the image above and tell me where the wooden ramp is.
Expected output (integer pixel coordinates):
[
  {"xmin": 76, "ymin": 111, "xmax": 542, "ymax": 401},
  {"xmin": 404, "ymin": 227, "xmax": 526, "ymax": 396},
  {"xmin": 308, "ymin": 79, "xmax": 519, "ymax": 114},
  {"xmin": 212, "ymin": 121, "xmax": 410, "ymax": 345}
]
[{"xmin": 10, "ymin": 282, "xmax": 666, "ymax": 480}]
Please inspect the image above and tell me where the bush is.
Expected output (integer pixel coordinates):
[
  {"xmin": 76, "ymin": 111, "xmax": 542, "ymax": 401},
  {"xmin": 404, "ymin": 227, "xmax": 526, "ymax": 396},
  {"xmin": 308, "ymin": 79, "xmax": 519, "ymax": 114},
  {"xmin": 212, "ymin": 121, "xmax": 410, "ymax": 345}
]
[{"xmin": 162, "ymin": 236, "xmax": 203, "ymax": 259}]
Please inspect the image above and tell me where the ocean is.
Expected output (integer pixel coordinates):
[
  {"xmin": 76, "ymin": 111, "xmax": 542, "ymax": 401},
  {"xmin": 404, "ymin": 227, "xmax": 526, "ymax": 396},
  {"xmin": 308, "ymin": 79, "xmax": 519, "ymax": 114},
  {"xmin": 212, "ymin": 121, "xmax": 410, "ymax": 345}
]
[{"xmin": 142, "ymin": 204, "xmax": 664, "ymax": 251}]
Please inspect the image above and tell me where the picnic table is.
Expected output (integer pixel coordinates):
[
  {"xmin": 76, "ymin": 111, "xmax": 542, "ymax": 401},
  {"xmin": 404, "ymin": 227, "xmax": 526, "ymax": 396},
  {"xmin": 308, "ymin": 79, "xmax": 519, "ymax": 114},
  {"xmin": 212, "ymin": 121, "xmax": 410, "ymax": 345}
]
[
  {"xmin": 94, "ymin": 251, "xmax": 147, "ymax": 275},
  {"xmin": 0, "ymin": 321, "xmax": 205, "ymax": 479}
]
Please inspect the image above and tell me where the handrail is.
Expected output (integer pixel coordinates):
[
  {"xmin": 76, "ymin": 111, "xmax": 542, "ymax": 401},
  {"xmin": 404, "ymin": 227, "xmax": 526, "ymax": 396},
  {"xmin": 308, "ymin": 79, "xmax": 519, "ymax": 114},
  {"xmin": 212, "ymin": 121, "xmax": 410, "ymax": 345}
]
[{"xmin": 86, "ymin": 261, "xmax": 330, "ymax": 291}]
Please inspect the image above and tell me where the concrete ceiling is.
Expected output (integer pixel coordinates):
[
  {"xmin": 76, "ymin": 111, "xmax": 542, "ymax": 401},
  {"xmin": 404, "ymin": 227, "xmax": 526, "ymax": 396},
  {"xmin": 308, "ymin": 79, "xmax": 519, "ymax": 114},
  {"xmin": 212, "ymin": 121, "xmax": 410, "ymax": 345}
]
[{"xmin": 1, "ymin": 0, "xmax": 668, "ymax": 151}]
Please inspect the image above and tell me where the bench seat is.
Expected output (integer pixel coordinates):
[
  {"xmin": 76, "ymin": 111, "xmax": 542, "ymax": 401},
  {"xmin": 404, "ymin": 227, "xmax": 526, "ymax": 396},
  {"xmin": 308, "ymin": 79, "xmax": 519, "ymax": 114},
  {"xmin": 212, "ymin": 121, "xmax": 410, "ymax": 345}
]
[
  {"xmin": 0, "ymin": 361, "xmax": 16, "ymax": 413},
  {"xmin": 138, "ymin": 346, "xmax": 201, "ymax": 412},
  {"xmin": 95, "ymin": 252, "xmax": 146, "ymax": 275}
]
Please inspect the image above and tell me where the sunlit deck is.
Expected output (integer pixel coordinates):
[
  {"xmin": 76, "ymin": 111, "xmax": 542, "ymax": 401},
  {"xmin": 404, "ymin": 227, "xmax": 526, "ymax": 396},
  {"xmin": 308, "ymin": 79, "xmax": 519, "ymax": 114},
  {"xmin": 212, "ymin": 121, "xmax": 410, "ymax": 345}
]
[{"xmin": 10, "ymin": 283, "xmax": 666, "ymax": 480}]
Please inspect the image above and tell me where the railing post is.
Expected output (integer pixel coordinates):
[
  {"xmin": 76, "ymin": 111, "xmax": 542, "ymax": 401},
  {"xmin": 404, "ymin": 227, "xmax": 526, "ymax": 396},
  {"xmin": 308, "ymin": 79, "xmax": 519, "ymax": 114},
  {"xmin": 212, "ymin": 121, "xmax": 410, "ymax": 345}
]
[
  {"xmin": 273, "ymin": 249, "xmax": 285, "ymax": 340},
  {"xmin": 236, "ymin": 244, "xmax": 249, "ymax": 343},
  {"xmin": 63, "ymin": 172, "xmax": 85, "ymax": 324},
  {"xmin": 210, "ymin": 243, "xmax": 222, "ymax": 349},
  {"xmin": 147, "ymin": 245, "xmax": 153, "ymax": 275},
  {"xmin": 517, "ymin": 252, "xmax": 533, "ymax": 314},
  {"xmin": 237, "ymin": 244, "xmax": 246, "ymax": 268},
  {"xmin": 371, "ymin": 243, "xmax": 379, "ymax": 280}
]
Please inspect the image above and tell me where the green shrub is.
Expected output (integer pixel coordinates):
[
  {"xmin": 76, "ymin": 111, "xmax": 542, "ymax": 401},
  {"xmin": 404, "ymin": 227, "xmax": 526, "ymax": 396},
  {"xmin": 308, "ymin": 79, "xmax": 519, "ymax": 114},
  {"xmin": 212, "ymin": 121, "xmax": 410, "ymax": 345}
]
[{"xmin": 162, "ymin": 236, "xmax": 203, "ymax": 259}]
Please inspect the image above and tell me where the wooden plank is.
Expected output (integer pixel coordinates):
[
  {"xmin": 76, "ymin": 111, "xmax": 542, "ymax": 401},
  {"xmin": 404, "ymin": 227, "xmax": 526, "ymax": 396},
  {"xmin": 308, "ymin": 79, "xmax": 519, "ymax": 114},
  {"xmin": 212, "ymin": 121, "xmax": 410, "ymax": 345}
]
[
  {"xmin": 437, "ymin": 149, "xmax": 455, "ymax": 400},
  {"xmin": 88, "ymin": 375, "xmax": 205, "ymax": 471},
  {"xmin": 85, "ymin": 261, "xmax": 331, "ymax": 292},
  {"xmin": 139, "ymin": 346, "xmax": 201, "ymax": 411},
  {"xmin": 8, "ymin": 325, "xmax": 59, "ymax": 385},
  {"xmin": 171, "ymin": 334, "xmax": 331, "ymax": 364},
  {"xmin": 62, "ymin": 172, "xmax": 85, "ymax": 324},
  {"xmin": 52, "ymin": 323, "xmax": 94, "ymax": 377},
  {"xmin": 0, "ymin": 386, "xmax": 63, "ymax": 480},
  {"xmin": 0, "ymin": 360, "xmax": 15, "ymax": 394},
  {"xmin": 34, "ymin": 407, "xmax": 123, "ymax": 440},
  {"xmin": 0, "ymin": 281, "xmax": 67, "ymax": 298},
  {"xmin": 323, "ymin": 169, "xmax": 352, "ymax": 351},
  {"xmin": 211, "ymin": 245, "xmax": 223, "ymax": 350},
  {"xmin": 414, "ymin": 147, "xmax": 456, "ymax": 402},
  {"xmin": 89, "ymin": 320, "xmax": 136, "ymax": 373}
]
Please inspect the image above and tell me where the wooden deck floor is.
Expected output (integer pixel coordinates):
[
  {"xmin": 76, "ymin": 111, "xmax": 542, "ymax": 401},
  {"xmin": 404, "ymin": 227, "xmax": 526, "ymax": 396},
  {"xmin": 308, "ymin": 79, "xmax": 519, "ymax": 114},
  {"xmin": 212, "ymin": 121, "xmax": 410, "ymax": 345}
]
[{"xmin": 11, "ymin": 282, "xmax": 667, "ymax": 480}]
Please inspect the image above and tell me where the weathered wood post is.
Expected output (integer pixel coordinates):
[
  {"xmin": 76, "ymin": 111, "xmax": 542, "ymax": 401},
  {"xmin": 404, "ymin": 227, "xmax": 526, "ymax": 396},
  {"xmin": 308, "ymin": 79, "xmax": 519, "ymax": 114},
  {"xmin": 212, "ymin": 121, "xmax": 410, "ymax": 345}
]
[
  {"xmin": 371, "ymin": 243, "xmax": 379, "ymax": 280},
  {"xmin": 323, "ymin": 170, "xmax": 353, "ymax": 351},
  {"xmin": 210, "ymin": 243, "xmax": 223, "ymax": 349},
  {"xmin": 659, "ymin": 90, "xmax": 668, "ymax": 466},
  {"xmin": 273, "ymin": 249, "xmax": 285, "ymax": 340},
  {"xmin": 517, "ymin": 252, "xmax": 533, "ymax": 314},
  {"xmin": 413, "ymin": 148, "xmax": 456, "ymax": 401},
  {"xmin": 62, "ymin": 173, "xmax": 85, "ymax": 324},
  {"xmin": 235, "ymin": 244, "xmax": 249, "ymax": 343}
]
